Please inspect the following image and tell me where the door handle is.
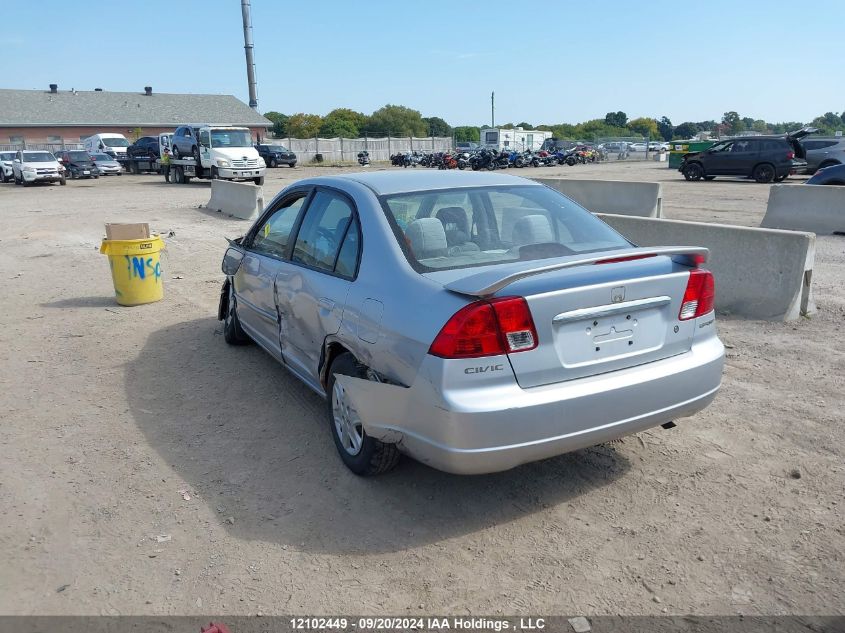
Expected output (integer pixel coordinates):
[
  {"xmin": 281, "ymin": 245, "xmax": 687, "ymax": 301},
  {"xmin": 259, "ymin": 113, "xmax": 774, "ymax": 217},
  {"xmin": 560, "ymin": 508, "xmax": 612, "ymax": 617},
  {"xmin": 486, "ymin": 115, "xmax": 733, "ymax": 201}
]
[{"xmin": 317, "ymin": 297, "xmax": 335, "ymax": 311}]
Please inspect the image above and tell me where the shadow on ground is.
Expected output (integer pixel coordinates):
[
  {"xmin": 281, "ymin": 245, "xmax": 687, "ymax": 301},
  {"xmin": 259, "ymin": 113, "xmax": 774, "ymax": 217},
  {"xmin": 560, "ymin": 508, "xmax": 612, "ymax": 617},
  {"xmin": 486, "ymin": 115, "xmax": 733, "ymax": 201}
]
[{"xmin": 126, "ymin": 317, "xmax": 631, "ymax": 554}]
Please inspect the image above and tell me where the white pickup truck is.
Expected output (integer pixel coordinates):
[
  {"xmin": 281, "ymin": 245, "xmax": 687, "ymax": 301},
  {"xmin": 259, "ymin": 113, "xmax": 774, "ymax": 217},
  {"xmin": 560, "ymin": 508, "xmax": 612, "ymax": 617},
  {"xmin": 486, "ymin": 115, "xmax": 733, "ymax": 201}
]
[{"xmin": 168, "ymin": 125, "xmax": 265, "ymax": 185}]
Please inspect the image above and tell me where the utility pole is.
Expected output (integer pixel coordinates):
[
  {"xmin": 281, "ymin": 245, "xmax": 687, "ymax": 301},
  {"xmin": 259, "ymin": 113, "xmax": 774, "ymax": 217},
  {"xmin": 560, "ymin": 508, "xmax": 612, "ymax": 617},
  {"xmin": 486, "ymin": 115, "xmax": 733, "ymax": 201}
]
[
  {"xmin": 491, "ymin": 91, "xmax": 495, "ymax": 128},
  {"xmin": 241, "ymin": 0, "xmax": 258, "ymax": 110}
]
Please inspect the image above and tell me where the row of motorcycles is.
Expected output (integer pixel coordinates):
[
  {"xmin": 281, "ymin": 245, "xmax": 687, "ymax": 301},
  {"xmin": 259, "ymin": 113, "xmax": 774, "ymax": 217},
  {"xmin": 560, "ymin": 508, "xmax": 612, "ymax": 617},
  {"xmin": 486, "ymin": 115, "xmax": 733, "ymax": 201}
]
[{"xmin": 388, "ymin": 146, "xmax": 607, "ymax": 170}]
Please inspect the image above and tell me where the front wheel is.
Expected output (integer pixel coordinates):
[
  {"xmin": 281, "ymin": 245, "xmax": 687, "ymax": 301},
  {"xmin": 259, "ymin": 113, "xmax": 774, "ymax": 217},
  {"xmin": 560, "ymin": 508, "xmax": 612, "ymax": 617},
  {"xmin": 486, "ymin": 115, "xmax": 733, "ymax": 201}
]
[
  {"xmin": 683, "ymin": 163, "xmax": 704, "ymax": 181},
  {"xmin": 327, "ymin": 353, "xmax": 400, "ymax": 476},
  {"xmin": 289, "ymin": 163, "xmax": 296, "ymax": 168},
  {"xmin": 222, "ymin": 281, "xmax": 251, "ymax": 345},
  {"xmin": 753, "ymin": 163, "xmax": 775, "ymax": 184},
  {"xmin": 253, "ymin": 176, "xmax": 264, "ymax": 185},
  {"xmin": 59, "ymin": 177, "xmax": 66, "ymax": 186}
]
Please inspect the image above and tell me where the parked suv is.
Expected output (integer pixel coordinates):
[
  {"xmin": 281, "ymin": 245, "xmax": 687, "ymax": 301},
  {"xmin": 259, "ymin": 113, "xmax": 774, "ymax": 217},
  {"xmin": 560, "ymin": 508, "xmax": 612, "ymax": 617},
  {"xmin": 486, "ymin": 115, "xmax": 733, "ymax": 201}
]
[
  {"xmin": 0, "ymin": 151, "xmax": 15, "ymax": 182},
  {"xmin": 12, "ymin": 150, "xmax": 66, "ymax": 186},
  {"xmin": 679, "ymin": 128, "xmax": 816, "ymax": 183},
  {"xmin": 255, "ymin": 143, "xmax": 297, "ymax": 168},
  {"xmin": 801, "ymin": 137, "xmax": 845, "ymax": 174},
  {"xmin": 55, "ymin": 150, "xmax": 100, "ymax": 179},
  {"xmin": 128, "ymin": 136, "xmax": 163, "ymax": 160}
]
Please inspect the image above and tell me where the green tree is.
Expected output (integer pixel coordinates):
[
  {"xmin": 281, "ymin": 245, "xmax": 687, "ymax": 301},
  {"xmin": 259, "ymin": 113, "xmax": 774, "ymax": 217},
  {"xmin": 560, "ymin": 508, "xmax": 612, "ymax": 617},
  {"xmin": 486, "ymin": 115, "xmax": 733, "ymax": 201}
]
[
  {"xmin": 515, "ymin": 121, "xmax": 534, "ymax": 130},
  {"xmin": 751, "ymin": 119, "xmax": 769, "ymax": 133},
  {"xmin": 741, "ymin": 117, "xmax": 755, "ymax": 130},
  {"xmin": 628, "ymin": 117, "xmax": 660, "ymax": 139},
  {"xmin": 657, "ymin": 116, "xmax": 673, "ymax": 141},
  {"xmin": 286, "ymin": 113, "xmax": 323, "ymax": 138},
  {"xmin": 263, "ymin": 111, "xmax": 289, "ymax": 137},
  {"xmin": 422, "ymin": 116, "xmax": 452, "ymax": 137},
  {"xmin": 453, "ymin": 126, "xmax": 480, "ymax": 142},
  {"xmin": 364, "ymin": 104, "xmax": 427, "ymax": 137},
  {"xmin": 319, "ymin": 108, "xmax": 367, "ymax": 138},
  {"xmin": 672, "ymin": 122, "xmax": 698, "ymax": 139},
  {"xmin": 809, "ymin": 112, "xmax": 844, "ymax": 134},
  {"xmin": 605, "ymin": 111, "xmax": 628, "ymax": 128},
  {"xmin": 722, "ymin": 111, "xmax": 742, "ymax": 134}
]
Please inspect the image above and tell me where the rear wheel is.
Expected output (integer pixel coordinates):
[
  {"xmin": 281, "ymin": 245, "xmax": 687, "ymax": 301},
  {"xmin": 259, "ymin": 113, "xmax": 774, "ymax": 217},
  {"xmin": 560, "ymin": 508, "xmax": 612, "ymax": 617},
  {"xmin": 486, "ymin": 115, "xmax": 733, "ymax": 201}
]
[
  {"xmin": 327, "ymin": 353, "xmax": 400, "ymax": 476},
  {"xmin": 753, "ymin": 163, "xmax": 775, "ymax": 183},
  {"xmin": 59, "ymin": 176, "xmax": 66, "ymax": 186},
  {"xmin": 269, "ymin": 158, "xmax": 277, "ymax": 168},
  {"xmin": 289, "ymin": 162, "xmax": 296, "ymax": 168},
  {"xmin": 683, "ymin": 162, "xmax": 704, "ymax": 181}
]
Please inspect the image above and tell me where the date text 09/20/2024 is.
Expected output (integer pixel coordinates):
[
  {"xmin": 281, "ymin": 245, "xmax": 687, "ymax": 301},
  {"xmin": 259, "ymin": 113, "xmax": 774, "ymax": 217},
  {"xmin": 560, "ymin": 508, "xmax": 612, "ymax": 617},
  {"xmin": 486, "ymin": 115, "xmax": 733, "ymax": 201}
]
[{"xmin": 290, "ymin": 617, "xmax": 547, "ymax": 631}]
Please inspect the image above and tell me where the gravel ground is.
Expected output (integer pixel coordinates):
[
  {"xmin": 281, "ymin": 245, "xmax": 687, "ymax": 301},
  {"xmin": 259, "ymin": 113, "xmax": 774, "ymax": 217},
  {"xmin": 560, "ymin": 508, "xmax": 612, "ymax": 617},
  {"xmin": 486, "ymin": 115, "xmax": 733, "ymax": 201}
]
[{"xmin": 0, "ymin": 161, "xmax": 843, "ymax": 616}]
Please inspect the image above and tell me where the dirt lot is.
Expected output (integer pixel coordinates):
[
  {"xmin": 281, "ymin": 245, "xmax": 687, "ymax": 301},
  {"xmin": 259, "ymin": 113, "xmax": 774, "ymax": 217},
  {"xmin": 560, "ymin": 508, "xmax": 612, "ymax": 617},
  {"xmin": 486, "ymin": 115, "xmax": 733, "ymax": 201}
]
[{"xmin": 1, "ymin": 161, "xmax": 843, "ymax": 616}]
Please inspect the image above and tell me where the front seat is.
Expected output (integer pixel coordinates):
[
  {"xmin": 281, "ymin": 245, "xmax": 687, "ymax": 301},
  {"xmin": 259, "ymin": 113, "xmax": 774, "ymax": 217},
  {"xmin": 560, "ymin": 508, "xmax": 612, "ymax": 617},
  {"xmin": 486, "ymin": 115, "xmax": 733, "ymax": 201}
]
[
  {"xmin": 435, "ymin": 206, "xmax": 480, "ymax": 255},
  {"xmin": 511, "ymin": 214, "xmax": 553, "ymax": 249},
  {"xmin": 405, "ymin": 218, "xmax": 448, "ymax": 260}
]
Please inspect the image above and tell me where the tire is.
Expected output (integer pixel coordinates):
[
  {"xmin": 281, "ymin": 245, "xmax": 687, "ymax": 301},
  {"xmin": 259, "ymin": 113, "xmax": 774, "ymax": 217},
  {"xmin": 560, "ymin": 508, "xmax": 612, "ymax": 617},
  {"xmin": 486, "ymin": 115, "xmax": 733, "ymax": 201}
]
[
  {"xmin": 289, "ymin": 163, "xmax": 296, "ymax": 168},
  {"xmin": 172, "ymin": 146, "xmax": 181, "ymax": 159},
  {"xmin": 753, "ymin": 163, "xmax": 775, "ymax": 184},
  {"xmin": 269, "ymin": 158, "xmax": 277, "ymax": 168},
  {"xmin": 327, "ymin": 353, "xmax": 400, "ymax": 476},
  {"xmin": 704, "ymin": 176, "xmax": 716, "ymax": 181},
  {"xmin": 222, "ymin": 281, "xmax": 250, "ymax": 345},
  {"xmin": 59, "ymin": 177, "xmax": 66, "ymax": 186},
  {"xmin": 254, "ymin": 176, "xmax": 264, "ymax": 185},
  {"xmin": 93, "ymin": 175, "xmax": 99, "ymax": 179},
  {"xmin": 71, "ymin": 168, "xmax": 78, "ymax": 180},
  {"xmin": 211, "ymin": 166, "xmax": 219, "ymax": 180},
  {"xmin": 131, "ymin": 161, "xmax": 139, "ymax": 175},
  {"xmin": 683, "ymin": 162, "xmax": 704, "ymax": 181}
]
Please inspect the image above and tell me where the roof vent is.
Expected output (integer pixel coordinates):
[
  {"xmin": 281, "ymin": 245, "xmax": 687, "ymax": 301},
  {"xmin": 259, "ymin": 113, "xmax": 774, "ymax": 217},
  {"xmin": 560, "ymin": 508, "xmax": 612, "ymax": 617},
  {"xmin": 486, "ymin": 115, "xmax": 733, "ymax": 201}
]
[
  {"xmin": 144, "ymin": 86, "xmax": 152, "ymax": 96},
  {"xmin": 94, "ymin": 87, "xmax": 103, "ymax": 92},
  {"xmin": 49, "ymin": 84, "xmax": 58, "ymax": 94}
]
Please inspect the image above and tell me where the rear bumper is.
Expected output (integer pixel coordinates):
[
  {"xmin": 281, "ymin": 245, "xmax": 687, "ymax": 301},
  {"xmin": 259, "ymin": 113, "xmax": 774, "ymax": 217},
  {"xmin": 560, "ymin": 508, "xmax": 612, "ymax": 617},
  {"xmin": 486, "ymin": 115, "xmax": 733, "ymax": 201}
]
[{"xmin": 343, "ymin": 333, "xmax": 724, "ymax": 474}]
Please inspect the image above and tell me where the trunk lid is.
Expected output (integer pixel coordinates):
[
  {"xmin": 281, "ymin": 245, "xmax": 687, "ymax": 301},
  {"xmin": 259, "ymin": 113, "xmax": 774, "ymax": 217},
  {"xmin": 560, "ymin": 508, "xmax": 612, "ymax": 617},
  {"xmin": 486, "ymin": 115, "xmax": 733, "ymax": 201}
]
[{"xmin": 434, "ymin": 250, "xmax": 705, "ymax": 389}]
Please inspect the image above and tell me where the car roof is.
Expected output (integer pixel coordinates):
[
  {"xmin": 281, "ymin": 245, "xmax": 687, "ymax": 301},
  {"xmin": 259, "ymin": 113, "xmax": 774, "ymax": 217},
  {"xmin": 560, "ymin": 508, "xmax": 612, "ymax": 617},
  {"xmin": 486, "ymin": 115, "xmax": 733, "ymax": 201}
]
[{"xmin": 323, "ymin": 170, "xmax": 543, "ymax": 195}]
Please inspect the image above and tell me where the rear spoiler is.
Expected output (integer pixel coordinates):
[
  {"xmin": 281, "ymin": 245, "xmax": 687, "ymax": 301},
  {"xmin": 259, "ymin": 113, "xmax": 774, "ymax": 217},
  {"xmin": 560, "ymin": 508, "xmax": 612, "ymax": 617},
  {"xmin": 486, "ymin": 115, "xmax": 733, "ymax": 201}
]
[{"xmin": 444, "ymin": 247, "xmax": 709, "ymax": 298}]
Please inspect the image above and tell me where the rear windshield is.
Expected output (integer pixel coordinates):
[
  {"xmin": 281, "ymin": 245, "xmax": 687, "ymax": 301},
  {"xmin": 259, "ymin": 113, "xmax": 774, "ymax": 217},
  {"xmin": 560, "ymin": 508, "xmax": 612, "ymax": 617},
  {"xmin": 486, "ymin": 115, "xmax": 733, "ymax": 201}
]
[
  {"xmin": 380, "ymin": 185, "xmax": 630, "ymax": 272},
  {"xmin": 67, "ymin": 151, "xmax": 91, "ymax": 161},
  {"xmin": 92, "ymin": 154, "xmax": 113, "ymax": 161}
]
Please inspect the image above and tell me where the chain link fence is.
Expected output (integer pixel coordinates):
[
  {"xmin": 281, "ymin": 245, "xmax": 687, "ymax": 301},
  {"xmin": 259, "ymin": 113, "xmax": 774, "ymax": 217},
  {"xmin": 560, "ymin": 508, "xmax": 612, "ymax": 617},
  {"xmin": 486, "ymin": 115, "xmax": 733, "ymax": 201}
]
[
  {"xmin": 0, "ymin": 142, "xmax": 85, "ymax": 152},
  {"xmin": 271, "ymin": 136, "xmax": 453, "ymax": 163}
]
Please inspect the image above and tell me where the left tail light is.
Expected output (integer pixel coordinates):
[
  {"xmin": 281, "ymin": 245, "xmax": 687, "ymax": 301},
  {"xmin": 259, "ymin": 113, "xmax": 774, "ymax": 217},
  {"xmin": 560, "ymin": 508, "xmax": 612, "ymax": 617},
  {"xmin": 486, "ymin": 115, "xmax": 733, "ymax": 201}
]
[
  {"xmin": 787, "ymin": 151, "xmax": 795, "ymax": 160},
  {"xmin": 429, "ymin": 297, "xmax": 538, "ymax": 359},
  {"xmin": 679, "ymin": 269, "xmax": 715, "ymax": 320}
]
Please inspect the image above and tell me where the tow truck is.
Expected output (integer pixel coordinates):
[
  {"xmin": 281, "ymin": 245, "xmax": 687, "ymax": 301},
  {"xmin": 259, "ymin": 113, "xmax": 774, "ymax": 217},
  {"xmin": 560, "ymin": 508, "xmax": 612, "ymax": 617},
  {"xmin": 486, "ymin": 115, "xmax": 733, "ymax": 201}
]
[{"xmin": 166, "ymin": 126, "xmax": 266, "ymax": 185}]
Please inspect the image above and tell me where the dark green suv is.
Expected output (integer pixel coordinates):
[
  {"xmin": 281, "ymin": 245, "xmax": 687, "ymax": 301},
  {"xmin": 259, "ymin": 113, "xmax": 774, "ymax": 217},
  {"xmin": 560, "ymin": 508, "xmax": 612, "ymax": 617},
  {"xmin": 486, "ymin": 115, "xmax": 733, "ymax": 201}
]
[{"xmin": 679, "ymin": 127, "xmax": 816, "ymax": 183}]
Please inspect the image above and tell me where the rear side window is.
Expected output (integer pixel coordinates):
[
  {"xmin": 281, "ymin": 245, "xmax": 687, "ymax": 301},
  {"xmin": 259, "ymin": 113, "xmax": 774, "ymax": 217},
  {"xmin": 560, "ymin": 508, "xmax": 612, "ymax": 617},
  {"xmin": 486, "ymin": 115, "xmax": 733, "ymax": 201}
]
[
  {"xmin": 292, "ymin": 190, "xmax": 355, "ymax": 273},
  {"xmin": 381, "ymin": 185, "xmax": 630, "ymax": 272},
  {"xmin": 334, "ymin": 217, "xmax": 361, "ymax": 279},
  {"xmin": 804, "ymin": 140, "xmax": 838, "ymax": 150}
]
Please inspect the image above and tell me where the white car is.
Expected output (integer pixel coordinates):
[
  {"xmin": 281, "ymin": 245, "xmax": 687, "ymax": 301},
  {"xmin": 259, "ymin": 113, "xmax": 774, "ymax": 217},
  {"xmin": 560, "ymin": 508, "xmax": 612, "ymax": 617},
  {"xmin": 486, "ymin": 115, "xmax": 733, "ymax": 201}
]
[
  {"xmin": 0, "ymin": 151, "xmax": 15, "ymax": 182},
  {"xmin": 649, "ymin": 142, "xmax": 669, "ymax": 152},
  {"xmin": 12, "ymin": 150, "xmax": 66, "ymax": 186},
  {"xmin": 629, "ymin": 143, "xmax": 648, "ymax": 152}
]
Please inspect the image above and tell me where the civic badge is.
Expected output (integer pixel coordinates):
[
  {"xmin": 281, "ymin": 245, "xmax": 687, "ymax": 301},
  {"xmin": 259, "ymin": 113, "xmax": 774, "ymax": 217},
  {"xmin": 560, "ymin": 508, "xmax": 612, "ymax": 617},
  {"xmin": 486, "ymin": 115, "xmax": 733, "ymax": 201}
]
[{"xmin": 611, "ymin": 286, "xmax": 625, "ymax": 303}]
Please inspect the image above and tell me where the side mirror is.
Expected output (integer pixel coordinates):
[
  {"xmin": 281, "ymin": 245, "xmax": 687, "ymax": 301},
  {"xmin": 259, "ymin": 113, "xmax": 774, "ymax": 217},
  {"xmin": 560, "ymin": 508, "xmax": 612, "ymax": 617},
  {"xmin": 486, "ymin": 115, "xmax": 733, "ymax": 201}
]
[{"xmin": 221, "ymin": 247, "xmax": 245, "ymax": 276}]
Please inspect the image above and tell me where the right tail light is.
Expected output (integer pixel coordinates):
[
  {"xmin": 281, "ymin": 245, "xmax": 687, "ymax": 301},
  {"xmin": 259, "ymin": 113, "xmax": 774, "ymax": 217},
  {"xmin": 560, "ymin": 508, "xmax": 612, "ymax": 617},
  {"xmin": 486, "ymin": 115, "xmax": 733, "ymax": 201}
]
[{"xmin": 679, "ymin": 269, "xmax": 715, "ymax": 320}]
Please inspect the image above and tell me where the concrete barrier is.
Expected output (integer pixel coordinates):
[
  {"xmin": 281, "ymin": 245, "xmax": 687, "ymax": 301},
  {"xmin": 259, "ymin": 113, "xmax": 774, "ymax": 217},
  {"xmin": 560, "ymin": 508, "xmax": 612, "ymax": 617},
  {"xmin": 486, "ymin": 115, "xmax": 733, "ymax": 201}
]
[
  {"xmin": 596, "ymin": 213, "xmax": 815, "ymax": 321},
  {"xmin": 206, "ymin": 180, "xmax": 264, "ymax": 221},
  {"xmin": 533, "ymin": 178, "xmax": 663, "ymax": 217},
  {"xmin": 761, "ymin": 184, "xmax": 845, "ymax": 234}
]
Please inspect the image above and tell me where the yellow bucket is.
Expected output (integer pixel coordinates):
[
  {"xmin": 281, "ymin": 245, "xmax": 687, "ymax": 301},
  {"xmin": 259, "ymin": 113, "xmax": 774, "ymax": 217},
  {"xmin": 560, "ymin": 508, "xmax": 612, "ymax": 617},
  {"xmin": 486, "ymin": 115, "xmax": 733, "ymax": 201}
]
[{"xmin": 100, "ymin": 236, "xmax": 165, "ymax": 306}]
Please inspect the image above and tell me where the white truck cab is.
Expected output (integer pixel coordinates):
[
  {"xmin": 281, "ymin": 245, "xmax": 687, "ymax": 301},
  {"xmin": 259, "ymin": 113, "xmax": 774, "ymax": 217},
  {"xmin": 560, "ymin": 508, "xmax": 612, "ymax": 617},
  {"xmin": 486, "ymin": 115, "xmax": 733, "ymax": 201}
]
[
  {"xmin": 84, "ymin": 133, "xmax": 130, "ymax": 160},
  {"xmin": 197, "ymin": 126, "xmax": 265, "ymax": 183}
]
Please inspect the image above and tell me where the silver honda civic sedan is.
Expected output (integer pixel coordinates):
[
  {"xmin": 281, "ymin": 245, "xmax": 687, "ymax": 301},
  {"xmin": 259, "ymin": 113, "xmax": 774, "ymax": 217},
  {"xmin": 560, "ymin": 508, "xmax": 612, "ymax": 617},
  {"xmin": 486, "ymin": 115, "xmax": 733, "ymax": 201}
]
[{"xmin": 218, "ymin": 171, "xmax": 724, "ymax": 475}]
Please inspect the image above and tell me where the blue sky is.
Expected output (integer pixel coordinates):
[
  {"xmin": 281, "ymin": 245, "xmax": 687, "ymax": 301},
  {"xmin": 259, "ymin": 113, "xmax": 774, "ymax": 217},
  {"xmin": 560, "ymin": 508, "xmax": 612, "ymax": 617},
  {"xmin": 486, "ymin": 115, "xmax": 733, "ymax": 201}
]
[{"xmin": 4, "ymin": 1, "xmax": 843, "ymax": 126}]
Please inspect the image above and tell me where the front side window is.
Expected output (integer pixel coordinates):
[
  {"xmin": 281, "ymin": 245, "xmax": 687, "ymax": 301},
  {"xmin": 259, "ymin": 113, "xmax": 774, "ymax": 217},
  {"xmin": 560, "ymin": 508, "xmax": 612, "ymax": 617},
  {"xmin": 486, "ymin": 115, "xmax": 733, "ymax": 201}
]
[
  {"xmin": 381, "ymin": 186, "xmax": 630, "ymax": 272},
  {"xmin": 292, "ymin": 190, "xmax": 354, "ymax": 272},
  {"xmin": 199, "ymin": 130, "xmax": 211, "ymax": 147},
  {"xmin": 250, "ymin": 195, "xmax": 307, "ymax": 258}
]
